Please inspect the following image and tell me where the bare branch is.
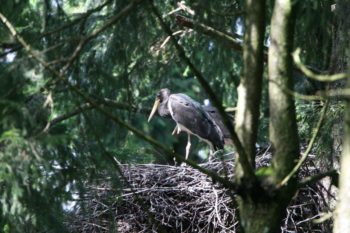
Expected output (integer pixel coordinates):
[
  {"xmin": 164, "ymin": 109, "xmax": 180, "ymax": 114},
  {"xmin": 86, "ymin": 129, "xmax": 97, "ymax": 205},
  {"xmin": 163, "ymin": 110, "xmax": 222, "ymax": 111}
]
[
  {"xmin": 325, "ymin": 88, "xmax": 350, "ymax": 99},
  {"xmin": 279, "ymin": 101, "xmax": 329, "ymax": 187},
  {"xmin": 268, "ymin": 79, "xmax": 326, "ymax": 101},
  {"xmin": 49, "ymin": 98, "xmax": 153, "ymax": 127},
  {"xmin": 298, "ymin": 170, "xmax": 338, "ymax": 188},
  {"xmin": 293, "ymin": 48, "xmax": 349, "ymax": 82},
  {"xmin": 175, "ymin": 15, "xmax": 244, "ymax": 52},
  {"xmin": 49, "ymin": 103, "xmax": 93, "ymax": 127}
]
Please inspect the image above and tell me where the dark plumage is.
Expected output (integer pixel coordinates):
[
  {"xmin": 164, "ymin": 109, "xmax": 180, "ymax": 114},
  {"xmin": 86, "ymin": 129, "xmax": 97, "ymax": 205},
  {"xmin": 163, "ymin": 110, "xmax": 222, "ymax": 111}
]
[
  {"xmin": 148, "ymin": 88, "xmax": 224, "ymax": 160},
  {"xmin": 202, "ymin": 105, "xmax": 234, "ymax": 145}
]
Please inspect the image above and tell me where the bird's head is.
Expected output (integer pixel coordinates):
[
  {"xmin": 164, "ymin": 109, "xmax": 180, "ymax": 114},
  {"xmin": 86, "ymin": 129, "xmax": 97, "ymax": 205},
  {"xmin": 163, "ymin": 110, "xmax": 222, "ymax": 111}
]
[{"xmin": 148, "ymin": 88, "xmax": 171, "ymax": 122}]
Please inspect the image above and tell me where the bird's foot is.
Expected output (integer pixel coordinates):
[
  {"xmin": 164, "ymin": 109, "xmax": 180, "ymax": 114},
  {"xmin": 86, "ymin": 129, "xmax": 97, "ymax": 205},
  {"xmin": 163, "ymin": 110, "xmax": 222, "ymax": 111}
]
[
  {"xmin": 173, "ymin": 157, "xmax": 178, "ymax": 166},
  {"xmin": 208, "ymin": 150, "xmax": 223, "ymax": 162},
  {"xmin": 177, "ymin": 125, "xmax": 181, "ymax": 134},
  {"xmin": 185, "ymin": 134, "xmax": 191, "ymax": 160}
]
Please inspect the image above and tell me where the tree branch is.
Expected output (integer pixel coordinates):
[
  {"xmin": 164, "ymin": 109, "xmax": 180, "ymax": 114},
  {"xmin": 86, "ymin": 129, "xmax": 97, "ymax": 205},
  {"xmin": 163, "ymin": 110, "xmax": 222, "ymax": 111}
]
[
  {"xmin": 293, "ymin": 48, "xmax": 349, "ymax": 82},
  {"xmin": 298, "ymin": 170, "xmax": 338, "ymax": 188},
  {"xmin": 268, "ymin": 0, "xmax": 300, "ymax": 184},
  {"xmin": 279, "ymin": 101, "xmax": 329, "ymax": 187},
  {"xmin": 268, "ymin": 79, "xmax": 326, "ymax": 101},
  {"xmin": 325, "ymin": 88, "xmax": 350, "ymax": 100},
  {"xmin": 49, "ymin": 103, "xmax": 93, "ymax": 127},
  {"xmin": 49, "ymin": 98, "xmax": 152, "ymax": 128},
  {"xmin": 235, "ymin": 0, "xmax": 265, "ymax": 167},
  {"xmin": 174, "ymin": 16, "xmax": 333, "ymax": 78},
  {"xmin": 0, "ymin": 44, "xmax": 22, "ymax": 58},
  {"xmin": 175, "ymin": 15, "xmax": 244, "ymax": 52}
]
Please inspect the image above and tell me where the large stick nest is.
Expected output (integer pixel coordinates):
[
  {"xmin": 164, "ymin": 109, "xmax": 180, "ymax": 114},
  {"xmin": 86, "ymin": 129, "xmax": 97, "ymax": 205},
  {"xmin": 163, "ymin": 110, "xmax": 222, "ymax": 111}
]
[{"xmin": 66, "ymin": 152, "xmax": 335, "ymax": 232}]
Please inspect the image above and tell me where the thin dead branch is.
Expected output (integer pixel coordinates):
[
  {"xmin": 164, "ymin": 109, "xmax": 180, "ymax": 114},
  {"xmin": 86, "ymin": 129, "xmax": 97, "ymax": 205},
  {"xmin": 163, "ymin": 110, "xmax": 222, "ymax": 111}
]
[{"xmin": 293, "ymin": 48, "xmax": 348, "ymax": 82}]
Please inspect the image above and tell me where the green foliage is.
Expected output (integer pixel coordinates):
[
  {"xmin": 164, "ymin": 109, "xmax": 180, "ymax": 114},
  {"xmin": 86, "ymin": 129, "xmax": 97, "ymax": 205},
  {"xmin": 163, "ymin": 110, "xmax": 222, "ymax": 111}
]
[
  {"xmin": 255, "ymin": 166, "xmax": 273, "ymax": 177},
  {"xmin": 0, "ymin": 0, "xmax": 343, "ymax": 231},
  {"xmin": 295, "ymin": 99, "xmax": 344, "ymax": 174},
  {"xmin": 294, "ymin": 0, "xmax": 334, "ymax": 70}
]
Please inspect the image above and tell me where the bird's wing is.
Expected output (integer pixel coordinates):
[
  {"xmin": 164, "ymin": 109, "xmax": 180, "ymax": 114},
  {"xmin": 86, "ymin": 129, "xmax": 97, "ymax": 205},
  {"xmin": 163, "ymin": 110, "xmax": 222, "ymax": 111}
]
[
  {"xmin": 169, "ymin": 94, "xmax": 224, "ymax": 150},
  {"xmin": 202, "ymin": 105, "xmax": 233, "ymax": 139}
]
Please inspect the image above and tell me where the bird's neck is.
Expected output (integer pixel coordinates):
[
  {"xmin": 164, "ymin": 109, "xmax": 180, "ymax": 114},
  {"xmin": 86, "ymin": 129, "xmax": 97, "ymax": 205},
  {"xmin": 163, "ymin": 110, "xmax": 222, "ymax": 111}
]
[{"xmin": 158, "ymin": 99, "xmax": 170, "ymax": 117}]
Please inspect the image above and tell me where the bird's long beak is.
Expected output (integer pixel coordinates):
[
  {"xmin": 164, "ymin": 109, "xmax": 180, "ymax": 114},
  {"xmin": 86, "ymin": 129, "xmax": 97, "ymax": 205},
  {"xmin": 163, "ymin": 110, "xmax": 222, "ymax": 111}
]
[{"xmin": 148, "ymin": 98, "xmax": 160, "ymax": 122}]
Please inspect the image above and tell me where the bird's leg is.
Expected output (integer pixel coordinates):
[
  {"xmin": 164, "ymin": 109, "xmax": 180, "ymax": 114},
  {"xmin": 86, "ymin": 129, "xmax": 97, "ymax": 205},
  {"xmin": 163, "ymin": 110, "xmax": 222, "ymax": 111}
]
[
  {"xmin": 210, "ymin": 149, "xmax": 225, "ymax": 162},
  {"xmin": 185, "ymin": 134, "xmax": 191, "ymax": 160},
  {"xmin": 177, "ymin": 124, "xmax": 181, "ymax": 134},
  {"xmin": 172, "ymin": 125, "xmax": 182, "ymax": 135},
  {"xmin": 173, "ymin": 156, "xmax": 177, "ymax": 166},
  {"xmin": 208, "ymin": 149, "xmax": 213, "ymax": 162},
  {"xmin": 172, "ymin": 125, "xmax": 177, "ymax": 135},
  {"xmin": 208, "ymin": 145, "xmax": 215, "ymax": 162}
]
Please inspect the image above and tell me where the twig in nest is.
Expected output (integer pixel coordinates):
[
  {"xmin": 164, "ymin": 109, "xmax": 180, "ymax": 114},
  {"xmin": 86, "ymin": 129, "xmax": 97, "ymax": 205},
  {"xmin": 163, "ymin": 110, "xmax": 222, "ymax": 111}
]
[{"xmin": 66, "ymin": 154, "xmax": 335, "ymax": 233}]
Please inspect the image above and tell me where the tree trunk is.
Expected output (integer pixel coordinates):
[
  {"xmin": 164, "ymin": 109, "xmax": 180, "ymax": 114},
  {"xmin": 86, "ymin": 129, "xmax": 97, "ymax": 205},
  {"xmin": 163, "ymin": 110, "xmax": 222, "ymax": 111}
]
[
  {"xmin": 235, "ymin": 0, "xmax": 266, "ymax": 226},
  {"xmin": 237, "ymin": 190, "xmax": 293, "ymax": 233},
  {"xmin": 268, "ymin": 0, "xmax": 300, "ymax": 182},
  {"xmin": 236, "ymin": 0, "xmax": 300, "ymax": 232},
  {"xmin": 334, "ymin": 78, "xmax": 350, "ymax": 232},
  {"xmin": 333, "ymin": 2, "xmax": 350, "ymax": 231},
  {"xmin": 235, "ymin": 0, "xmax": 265, "ymax": 169}
]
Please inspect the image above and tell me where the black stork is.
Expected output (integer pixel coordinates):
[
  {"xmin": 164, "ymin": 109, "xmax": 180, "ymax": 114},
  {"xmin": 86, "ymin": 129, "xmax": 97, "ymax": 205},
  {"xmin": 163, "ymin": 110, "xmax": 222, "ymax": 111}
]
[{"xmin": 148, "ymin": 88, "xmax": 224, "ymax": 160}]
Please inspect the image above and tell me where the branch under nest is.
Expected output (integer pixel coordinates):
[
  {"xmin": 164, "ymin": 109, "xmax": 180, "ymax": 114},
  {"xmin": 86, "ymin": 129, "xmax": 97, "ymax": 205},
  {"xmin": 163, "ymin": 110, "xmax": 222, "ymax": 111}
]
[{"xmin": 66, "ymin": 153, "xmax": 335, "ymax": 233}]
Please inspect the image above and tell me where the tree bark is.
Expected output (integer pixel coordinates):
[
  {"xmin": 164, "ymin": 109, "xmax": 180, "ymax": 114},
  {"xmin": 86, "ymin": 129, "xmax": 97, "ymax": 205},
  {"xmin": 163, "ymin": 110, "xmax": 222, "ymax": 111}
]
[
  {"xmin": 236, "ymin": 0, "xmax": 300, "ymax": 232},
  {"xmin": 235, "ymin": 0, "xmax": 265, "ymax": 169},
  {"xmin": 234, "ymin": 1, "xmax": 285, "ymax": 232},
  {"xmin": 333, "ymin": 2, "xmax": 350, "ymax": 231},
  {"xmin": 268, "ymin": 0, "xmax": 300, "ymax": 183},
  {"xmin": 334, "ymin": 78, "xmax": 350, "ymax": 233},
  {"xmin": 237, "ymin": 191, "xmax": 294, "ymax": 233}
]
